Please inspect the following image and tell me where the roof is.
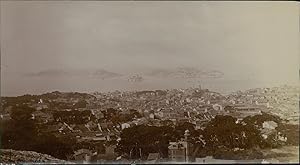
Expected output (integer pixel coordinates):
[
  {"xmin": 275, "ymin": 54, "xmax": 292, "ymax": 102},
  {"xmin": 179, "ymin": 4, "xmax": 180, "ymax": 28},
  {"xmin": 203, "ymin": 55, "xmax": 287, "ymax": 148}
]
[
  {"xmin": 73, "ymin": 125, "xmax": 90, "ymax": 132},
  {"xmin": 92, "ymin": 137, "xmax": 106, "ymax": 141}
]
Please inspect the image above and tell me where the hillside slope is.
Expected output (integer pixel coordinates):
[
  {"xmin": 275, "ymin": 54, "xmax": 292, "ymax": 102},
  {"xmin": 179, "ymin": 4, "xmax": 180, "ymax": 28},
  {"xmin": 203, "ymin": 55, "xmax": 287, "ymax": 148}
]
[{"xmin": 0, "ymin": 149, "xmax": 67, "ymax": 163}]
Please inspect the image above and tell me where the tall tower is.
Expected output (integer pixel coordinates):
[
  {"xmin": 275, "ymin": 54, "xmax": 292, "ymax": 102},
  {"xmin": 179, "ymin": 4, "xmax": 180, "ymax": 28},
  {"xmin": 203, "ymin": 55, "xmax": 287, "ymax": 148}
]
[{"xmin": 184, "ymin": 130, "xmax": 190, "ymax": 162}]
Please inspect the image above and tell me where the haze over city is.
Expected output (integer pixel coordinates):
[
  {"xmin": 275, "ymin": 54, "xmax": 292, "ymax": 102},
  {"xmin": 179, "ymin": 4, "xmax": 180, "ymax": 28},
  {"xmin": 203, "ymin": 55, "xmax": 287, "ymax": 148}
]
[{"xmin": 1, "ymin": 1, "xmax": 299, "ymax": 96}]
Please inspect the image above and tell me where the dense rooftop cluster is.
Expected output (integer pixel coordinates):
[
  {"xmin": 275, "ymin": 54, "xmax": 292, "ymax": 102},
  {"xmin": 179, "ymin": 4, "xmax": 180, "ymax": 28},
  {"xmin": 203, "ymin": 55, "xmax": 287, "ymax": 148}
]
[{"xmin": 0, "ymin": 85, "xmax": 298, "ymax": 163}]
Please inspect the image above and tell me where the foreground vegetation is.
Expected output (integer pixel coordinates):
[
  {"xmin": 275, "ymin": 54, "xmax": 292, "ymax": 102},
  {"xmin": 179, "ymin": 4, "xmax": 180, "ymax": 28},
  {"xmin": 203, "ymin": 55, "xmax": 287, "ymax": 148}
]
[{"xmin": 1, "ymin": 104, "xmax": 298, "ymax": 160}]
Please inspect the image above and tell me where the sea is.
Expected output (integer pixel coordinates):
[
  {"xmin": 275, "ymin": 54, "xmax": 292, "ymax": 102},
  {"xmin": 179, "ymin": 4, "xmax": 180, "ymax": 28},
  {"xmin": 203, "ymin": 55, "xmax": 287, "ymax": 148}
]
[{"xmin": 1, "ymin": 75, "xmax": 298, "ymax": 97}]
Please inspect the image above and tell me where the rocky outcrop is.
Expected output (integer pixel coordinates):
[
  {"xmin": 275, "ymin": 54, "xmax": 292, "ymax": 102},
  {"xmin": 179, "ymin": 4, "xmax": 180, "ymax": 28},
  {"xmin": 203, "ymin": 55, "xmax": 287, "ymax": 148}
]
[{"xmin": 0, "ymin": 149, "xmax": 68, "ymax": 163}]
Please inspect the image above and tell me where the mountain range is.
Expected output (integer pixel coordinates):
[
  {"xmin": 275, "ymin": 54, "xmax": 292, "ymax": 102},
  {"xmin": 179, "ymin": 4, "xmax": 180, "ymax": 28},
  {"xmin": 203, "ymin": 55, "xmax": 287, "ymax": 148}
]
[
  {"xmin": 144, "ymin": 67, "xmax": 224, "ymax": 79},
  {"xmin": 25, "ymin": 67, "xmax": 224, "ymax": 80},
  {"xmin": 26, "ymin": 69, "xmax": 123, "ymax": 80}
]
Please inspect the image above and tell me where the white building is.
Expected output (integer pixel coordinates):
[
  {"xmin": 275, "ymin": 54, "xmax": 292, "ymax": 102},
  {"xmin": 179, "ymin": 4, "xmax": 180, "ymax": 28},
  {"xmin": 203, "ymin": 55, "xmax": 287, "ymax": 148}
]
[{"xmin": 121, "ymin": 123, "xmax": 130, "ymax": 130}]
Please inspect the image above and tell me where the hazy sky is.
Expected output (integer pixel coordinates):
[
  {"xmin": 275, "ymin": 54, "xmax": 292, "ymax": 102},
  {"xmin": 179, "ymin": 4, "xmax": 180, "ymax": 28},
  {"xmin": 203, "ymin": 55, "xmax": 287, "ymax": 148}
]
[{"xmin": 1, "ymin": 1, "xmax": 299, "ymax": 96}]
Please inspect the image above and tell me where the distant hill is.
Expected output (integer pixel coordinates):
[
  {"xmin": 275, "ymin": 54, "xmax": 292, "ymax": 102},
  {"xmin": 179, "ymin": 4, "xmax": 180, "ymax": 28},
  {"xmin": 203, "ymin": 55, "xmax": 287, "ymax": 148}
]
[
  {"xmin": 127, "ymin": 74, "xmax": 144, "ymax": 83},
  {"xmin": 25, "ymin": 68, "xmax": 123, "ymax": 80},
  {"xmin": 91, "ymin": 69, "xmax": 123, "ymax": 80},
  {"xmin": 144, "ymin": 67, "xmax": 224, "ymax": 79},
  {"xmin": 24, "ymin": 67, "xmax": 223, "ymax": 81},
  {"xmin": 1, "ymin": 91, "xmax": 96, "ymax": 110},
  {"xmin": 26, "ymin": 69, "xmax": 71, "ymax": 77}
]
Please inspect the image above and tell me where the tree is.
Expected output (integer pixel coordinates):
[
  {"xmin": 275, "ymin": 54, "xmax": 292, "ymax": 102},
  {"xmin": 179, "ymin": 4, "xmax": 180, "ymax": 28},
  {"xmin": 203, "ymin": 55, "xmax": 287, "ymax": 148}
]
[
  {"xmin": 103, "ymin": 108, "xmax": 118, "ymax": 120},
  {"xmin": 242, "ymin": 112, "xmax": 282, "ymax": 128},
  {"xmin": 242, "ymin": 112, "xmax": 283, "ymax": 148},
  {"xmin": 203, "ymin": 115, "xmax": 263, "ymax": 154},
  {"xmin": 10, "ymin": 105, "xmax": 35, "ymax": 121},
  {"xmin": 74, "ymin": 100, "xmax": 88, "ymax": 108},
  {"xmin": 129, "ymin": 109, "xmax": 142, "ymax": 118},
  {"xmin": 2, "ymin": 105, "xmax": 38, "ymax": 150},
  {"xmin": 276, "ymin": 123, "xmax": 299, "ymax": 146},
  {"xmin": 116, "ymin": 125, "xmax": 173, "ymax": 159},
  {"xmin": 33, "ymin": 134, "xmax": 76, "ymax": 159},
  {"xmin": 174, "ymin": 122, "xmax": 196, "ymax": 140},
  {"xmin": 1, "ymin": 105, "xmax": 75, "ymax": 160}
]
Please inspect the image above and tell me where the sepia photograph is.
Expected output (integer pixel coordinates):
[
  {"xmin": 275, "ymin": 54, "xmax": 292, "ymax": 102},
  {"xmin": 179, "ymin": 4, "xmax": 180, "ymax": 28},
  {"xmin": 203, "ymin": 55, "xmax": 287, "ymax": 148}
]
[{"xmin": 0, "ymin": 1, "xmax": 299, "ymax": 164}]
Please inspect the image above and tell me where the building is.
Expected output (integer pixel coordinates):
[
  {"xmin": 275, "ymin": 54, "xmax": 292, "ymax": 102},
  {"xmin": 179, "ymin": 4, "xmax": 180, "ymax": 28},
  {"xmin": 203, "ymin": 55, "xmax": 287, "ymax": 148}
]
[
  {"xmin": 121, "ymin": 123, "xmax": 130, "ymax": 130},
  {"xmin": 168, "ymin": 141, "xmax": 186, "ymax": 162},
  {"xmin": 149, "ymin": 113, "xmax": 155, "ymax": 119},
  {"xmin": 168, "ymin": 130, "xmax": 194, "ymax": 162}
]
